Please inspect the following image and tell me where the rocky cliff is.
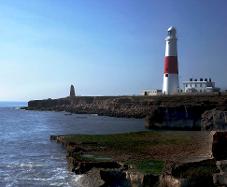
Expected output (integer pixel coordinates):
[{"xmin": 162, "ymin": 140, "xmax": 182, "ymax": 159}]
[
  {"xmin": 27, "ymin": 96, "xmax": 154, "ymax": 118},
  {"xmin": 27, "ymin": 94, "xmax": 227, "ymax": 129}
]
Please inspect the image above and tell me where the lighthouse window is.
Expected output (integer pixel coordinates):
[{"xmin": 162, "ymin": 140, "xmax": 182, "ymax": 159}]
[{"xmin": 165, "ymin": 74, "xmax": 168, "ymax": 77}]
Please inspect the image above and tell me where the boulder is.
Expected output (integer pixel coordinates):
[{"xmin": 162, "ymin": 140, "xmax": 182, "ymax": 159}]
[
  {"xmin": 212, "ymin": 131, "xmax": 227, "ymax": 160},
  {"xmin": 201, "ymin": 109, "xmax": 227, "ymax": 130},
  {"xmin": 100, "ymin": 169, "xmax": 130, "ymax": 187},
  {"xmin": 160, "ymin": 159, "xmax": 218, "ymax": 187}
]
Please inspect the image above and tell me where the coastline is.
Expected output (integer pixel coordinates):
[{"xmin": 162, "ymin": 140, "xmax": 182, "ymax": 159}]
[
  {"xmin": 25, "ymin": 94, "xmax": 227, "ymax": 130},
  {"xmin": 27, "ymin": 94, "xmax": 227, "ymax": 185},
  {"xmin": 50, "ymin": 131, "xmax": 225, "ymax": 186}
]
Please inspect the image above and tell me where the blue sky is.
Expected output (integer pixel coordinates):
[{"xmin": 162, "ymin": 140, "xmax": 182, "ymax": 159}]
[{"xmin": 0, "ymin": 0, "xmax": 227, "ymax": 101}]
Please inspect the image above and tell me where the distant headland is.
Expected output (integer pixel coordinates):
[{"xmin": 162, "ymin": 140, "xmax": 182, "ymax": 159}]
[{"xmin": 23, "ymin": 84, "xmax": 227, "ymax": 131}]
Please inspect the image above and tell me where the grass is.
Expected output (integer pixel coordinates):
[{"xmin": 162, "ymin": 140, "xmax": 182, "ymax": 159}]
[
  {"xmin": 64, "ymin": 131, "xmax": 191, "ymax": 154},
  {"xmin": 126, "ymin": 159, "xmax": 165, "ymax": 175}
]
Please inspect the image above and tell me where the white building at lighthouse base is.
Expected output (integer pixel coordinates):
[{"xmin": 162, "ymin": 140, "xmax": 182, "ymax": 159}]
[{"xmin": 182, "ymin": 78, "xmax": 220, "ymax": 93}]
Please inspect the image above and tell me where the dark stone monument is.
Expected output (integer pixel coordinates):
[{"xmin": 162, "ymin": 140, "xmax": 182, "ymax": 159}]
[{"xmin": 70, "ymin": 85, "xmax": 76, "ymax": 97}]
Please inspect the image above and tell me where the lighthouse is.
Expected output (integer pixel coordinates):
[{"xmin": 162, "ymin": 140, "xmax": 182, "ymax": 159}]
[{"xmin": 162, "ymin": 26, "xmax": 179, "ymax": 95}]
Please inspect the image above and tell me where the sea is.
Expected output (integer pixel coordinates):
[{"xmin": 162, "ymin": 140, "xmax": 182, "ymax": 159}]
[{"xmin": 0, "ymin": 102, "xmax": 145, "ymax": 187}]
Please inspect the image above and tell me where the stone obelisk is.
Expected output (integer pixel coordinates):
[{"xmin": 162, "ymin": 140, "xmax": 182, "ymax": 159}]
[{"xmin": 70, "ymin": 84, "xmax": 76, "ymax": 97}]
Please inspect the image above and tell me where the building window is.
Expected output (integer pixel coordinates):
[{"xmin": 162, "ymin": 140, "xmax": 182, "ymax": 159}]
[
  {"xmin": 195, "ymin": 84, "xmax": 197, "ymax": 87},
  {"xmin": 200, "ymin": 83, "xmax": 202, "ymax": 87},
  {"xmin": 185, "ymin": 84, "xmax": 188, "ymax": 87}
]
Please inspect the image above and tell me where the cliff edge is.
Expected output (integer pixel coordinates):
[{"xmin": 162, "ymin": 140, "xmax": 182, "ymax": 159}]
[{"xmin": 27, "ymin": 94, "xmax": 227, "ymax": 116}]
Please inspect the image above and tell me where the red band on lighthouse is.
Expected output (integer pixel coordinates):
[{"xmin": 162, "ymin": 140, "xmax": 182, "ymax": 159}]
[{"xmin": 164, "ymin": 56, "xmax": 178, "ymax": 74}]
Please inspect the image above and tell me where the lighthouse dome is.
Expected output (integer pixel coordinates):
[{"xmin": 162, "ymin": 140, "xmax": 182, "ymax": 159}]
[
  {"xmin": 167, "ymin": 26, "xmax": 176, "ymax": 38},
  {"xmin": 168, "ymin": 26, "xmax": 176, "ymax": 32}
]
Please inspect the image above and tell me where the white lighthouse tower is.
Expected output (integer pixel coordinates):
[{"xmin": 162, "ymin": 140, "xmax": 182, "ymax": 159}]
[{"xmin": 162, "ymin": 26, "xmax": 179, "ymax": 95}]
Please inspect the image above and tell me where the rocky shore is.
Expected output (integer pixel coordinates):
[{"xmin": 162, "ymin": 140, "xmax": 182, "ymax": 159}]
[
  {"xmin": 26, "ymin": 96, "xmax": 153, "ymax": 118},
  {"xmin": 27, "ymin": 95, "xmax": 227, "ymax": 117},
  {"xmin": 49, "ymin": 131, "xmax": 227, "ymax": 187},
  {"xmin": 27, "ymin": 94, "xmax": 227, "ymax": 186},
  {"xmin": 26, "ymin": 94, "xmax": 227, "ymax": 130}
]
